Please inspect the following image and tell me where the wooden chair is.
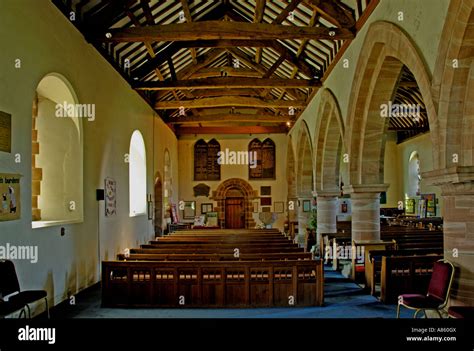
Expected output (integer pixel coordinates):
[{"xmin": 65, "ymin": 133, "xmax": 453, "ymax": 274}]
[
  {"xmin": 0, "ymin": 260, "xmax": 49, "ymax": 318},
  {"xmin": 396, "ymin": 259, "xmax": 454, "ymax": 318}
]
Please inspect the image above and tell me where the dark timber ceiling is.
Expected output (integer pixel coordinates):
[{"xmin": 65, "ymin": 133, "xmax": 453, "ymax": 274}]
[
  {"xmin": 390, "ymin": 65, "xmax": 430, "ymax": 143},
  {"xmin": 52, "ymin": 0, "xmax": 380, "ymax": 136}
]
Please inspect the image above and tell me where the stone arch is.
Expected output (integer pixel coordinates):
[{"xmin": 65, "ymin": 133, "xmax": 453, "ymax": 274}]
[
  {"xmin": 432, "ymin": 0, "xmax": 474, "ymax": 168},
  {"xmin": 314, "ymin": 89, "xmax": 345, "ymax": 193},
  {"xmin": 345, "ymin": 21, "xmax": 438, "ymax": 185},
  {"xmin": 428, "ymin": 0, "xmax": 474, "ymax": 306},
  {"xmin": 211, "ymin": 178, "xmax": 257, "ymax": 229},
  {"xmin": 296, "ymin": 121, "xmax": 314, "ymax": 197}
]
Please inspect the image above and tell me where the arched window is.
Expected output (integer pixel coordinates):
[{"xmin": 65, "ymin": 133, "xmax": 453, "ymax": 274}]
[
  {"xmin": 408, "ymin": 151, "xmax": 421, "ymax": 197},
  {"xmin": 32, "ymin": 73, "xmax": 83, "ymax": 227},
  {"xmin": 129, "ymin": 130, "xmax": 146, "ymax": 216}
]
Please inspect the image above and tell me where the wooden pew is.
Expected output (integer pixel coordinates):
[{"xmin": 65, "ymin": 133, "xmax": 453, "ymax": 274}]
[
  {"xmin": 102, "ymin": 260, "xmax": 324, "ymax": 307},
  {"xmin": 144, "ymin": 243, "xmax": 296, "ymax": 250},
  {"xmin": 117, "ymin": 252, "xmax": 312, "ymax": 262},
  {"xmin": 134, "ymin": 247, "xmax": 304, "ymax": 254},
  {"xmin": 351, "ymin": 240, "xmax": 395, "ymax": 283},
  {"xmin": 366, "ymin": 248, "xmax": 443, "ymax": 295},
  {"xmin": 380, "ymin": 254, "xmax": 443, "ymax": 303}
]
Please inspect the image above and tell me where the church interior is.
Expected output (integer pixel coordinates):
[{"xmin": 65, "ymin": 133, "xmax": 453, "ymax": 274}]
[{"xmin": 1, "ymin": 0, "xmax": 474, "ymax": 328}]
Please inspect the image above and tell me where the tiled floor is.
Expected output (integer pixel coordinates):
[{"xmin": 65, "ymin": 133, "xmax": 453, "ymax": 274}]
[{"xmin": 48, "ymin": 266, "xmax": 412, "ymax": 319}]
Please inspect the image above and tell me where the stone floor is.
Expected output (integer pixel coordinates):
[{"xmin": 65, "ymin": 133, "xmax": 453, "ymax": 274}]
[{"xmin": 45, "ymin": 266, "xmax": 412, "ymax": 319}]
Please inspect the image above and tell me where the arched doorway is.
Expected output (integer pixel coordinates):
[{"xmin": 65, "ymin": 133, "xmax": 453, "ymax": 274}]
[
  {"xmin": 225, "ymin": 188, "xmax": 245, "ymax": 229},
  {"xmin": 212, "ymin": 178, "xmax": 257, "ymax": 229},
  {"xmin": 154, "ymin": 172, "xmax": 163, "ymax": 236}
]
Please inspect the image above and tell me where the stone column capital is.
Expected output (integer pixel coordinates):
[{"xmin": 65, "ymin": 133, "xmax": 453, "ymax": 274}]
[
  {"xmin": 422, "ymin": 166, "xmax": 474, "ymax": 195},
  {"xmin": 343, "ymin": 184, "xmax": 389, "ymax": 196},
  {"xmin": 314, "ymin": 189, "xmax": 340, "ymax": 198}
]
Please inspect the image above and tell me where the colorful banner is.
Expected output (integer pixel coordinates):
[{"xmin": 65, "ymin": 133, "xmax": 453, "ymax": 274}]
[{"xmin": 0, "ymin": 173, "xmax": 21, "ymax": 221}]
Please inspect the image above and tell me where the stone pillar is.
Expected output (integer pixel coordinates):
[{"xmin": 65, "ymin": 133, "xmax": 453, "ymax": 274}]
[
  {"xmin": 343, "ymin": 184, "xmax": 389, "ymax": 241},
  {"xmin": 297, "ymin": 197, "xmax": 312, "ymax": 246},
  {"xmin": 315, "ymin": 191, "xmax": 339, "ymax": 244},
  {"xmin": 424, "ymin": 167, "xmax": 474, "ymax": 306}
]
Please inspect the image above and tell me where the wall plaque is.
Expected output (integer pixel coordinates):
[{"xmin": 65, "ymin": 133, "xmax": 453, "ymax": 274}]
[
  {"xmin": 0, "ymin": 111, "xmax": 12, "ymax": 153},
  {"xmin": 193, "ymin": 183, "xmax": 210, "ymax": 197}
]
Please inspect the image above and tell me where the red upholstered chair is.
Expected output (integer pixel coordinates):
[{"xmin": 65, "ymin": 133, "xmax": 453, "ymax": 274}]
[
  {"xmin": 0, "ymin": 260, "xmax": 49, "ymax": 319},
  {"xmin": 397, "ymin": 259, "xmax": 455, "ymax": 318}
]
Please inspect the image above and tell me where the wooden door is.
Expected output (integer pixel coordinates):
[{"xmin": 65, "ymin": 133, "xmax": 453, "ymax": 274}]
[{"xmin": 225, "ymin": 197, "xmax": 244, "ymax": 229}]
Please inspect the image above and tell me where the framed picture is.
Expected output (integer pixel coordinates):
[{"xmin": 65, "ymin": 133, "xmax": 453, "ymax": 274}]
[
  {"xmin": 105, "ymin": 177, "xmax": 116, "ymax": 217},
  {"xmin": 274, "ymin": 201, "xmax": 284, "ymax": 213},
  {"xmin": 261, "ymin": 206, "xmax": 271, "ymax": 213},
  {"xmin": 201, "ymin": 203, "xmax": 213, "ymax": 214},
  {"xmin": 405, "ymin": 198, "xmax": 416, "ymax": 214},
  {"xmin": 303, "ymin": 200, "xmax": 311, "ymax": 212},
  {"xmin": 253, "ymin": 201, "xmax": 259, "ymax": 213},
  {"xmin": 260, "ymin": 186, "xmax": 271, "ymax": 196},
  {"xmin": 260, "ymin": 197, "xmax": 272, "ymax": 206},
  {"xmin": 182, "ymin": 201, "xmax": 196, "ymax": 219}
]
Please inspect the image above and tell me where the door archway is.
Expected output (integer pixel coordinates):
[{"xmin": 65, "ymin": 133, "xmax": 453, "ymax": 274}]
[{"xmin": 212, "ymin": 178, "xmax": 257, "ymax": 229}]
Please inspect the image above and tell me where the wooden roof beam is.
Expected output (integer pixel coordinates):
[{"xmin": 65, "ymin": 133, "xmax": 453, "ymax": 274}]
[
  {"xmin": 253, "ymin": 0, "xmax": 266, "ymax": 64},
  {"xmin": 179, "ymin": 0, "xmax": 198, "ymax": 64},
  {"xmin": 166, "ymin": 113, "xmax": 293, "ymax": 124},
  {"xmin": 135, "ymin": 77, "xmax": 321, "ymax": 90},
  {"xmin": 96, "ymin": 21, "xmax": 355, "ymax": 42},
  {"xmin": 303, "ymin": 0, "xmax": 356, "ymax": 28},
  {"xmin": 189, "ymin": 67, "xmax": 262, "ymax": 79},
  {"xmin": 155, "ymin": 96, "xmax": 306, "ymax": 109},
  {"xmin": 176, "ymin": 126, "xmax": 288, "ymax": 135}
]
